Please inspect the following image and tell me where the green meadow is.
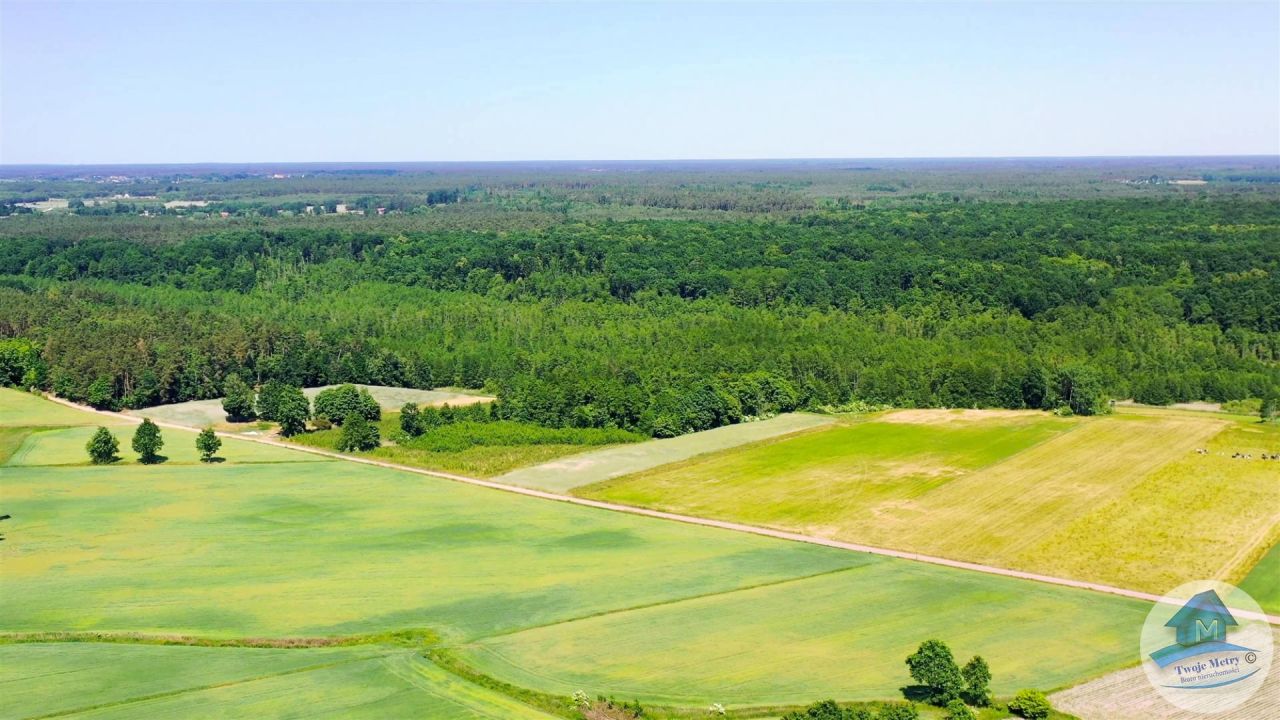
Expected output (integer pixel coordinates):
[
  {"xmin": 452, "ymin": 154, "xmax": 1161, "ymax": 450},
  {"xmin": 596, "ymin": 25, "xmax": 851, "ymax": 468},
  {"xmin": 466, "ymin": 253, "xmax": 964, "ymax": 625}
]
[{"xmin": 0, "ymin": 389, "xmax": 1159, "ymax": 716}]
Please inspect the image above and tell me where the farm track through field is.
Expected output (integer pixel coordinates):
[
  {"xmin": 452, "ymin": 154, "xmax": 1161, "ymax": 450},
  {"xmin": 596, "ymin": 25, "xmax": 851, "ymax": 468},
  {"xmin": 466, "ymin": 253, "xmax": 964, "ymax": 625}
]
[{"xmin": 40, "ymin": 394, "xmax": 1280, "ymax": 627}]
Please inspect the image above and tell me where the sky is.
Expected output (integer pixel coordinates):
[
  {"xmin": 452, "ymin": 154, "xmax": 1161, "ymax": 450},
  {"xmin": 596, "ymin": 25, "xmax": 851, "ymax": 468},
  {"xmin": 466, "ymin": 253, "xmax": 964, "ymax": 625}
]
[{"xmin": 2, "ymin": 1, "xmax": 1277, "ymax": 164}]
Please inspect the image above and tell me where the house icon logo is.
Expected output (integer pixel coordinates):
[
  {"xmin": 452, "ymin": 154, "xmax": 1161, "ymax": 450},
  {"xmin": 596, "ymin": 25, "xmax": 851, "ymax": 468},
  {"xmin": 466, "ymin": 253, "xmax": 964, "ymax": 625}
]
[
  {"xmin": 1166, "ymin": 590, "xmax": 1237, "ymax": 646},
  {"xmin": 1140, "ymin": 581, "xmax": 1273, "ymax": 714}
]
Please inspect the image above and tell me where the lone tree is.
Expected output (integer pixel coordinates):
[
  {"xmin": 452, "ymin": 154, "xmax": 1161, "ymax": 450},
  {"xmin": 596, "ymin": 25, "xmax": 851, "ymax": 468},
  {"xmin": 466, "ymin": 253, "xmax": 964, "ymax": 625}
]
[
  {"xmin": 86, "ymin": 426, "xmax": 119, "ymax": 464},
  {"xmin": 132, "ymin": 419, "xmax": 164, "ymax": 464},
  {"xmin": 221, "ymin": 373, "xmax": 256, "ymax": 421},
  {"xmin": 1261, "ymin": 391, "xmax": 1277, "ymax": 424},
  {"xmin": 195, "ymin": 428, "xmax": 222, "ymax": 462},
  {"xmin": 905, "ymin": 639, "xmax": 963, "ymax": 705},
  {"xmin": 960, "ymin": 655, "xmax": 991, "ymax": 706},
  {"xmin": 337, "ymin": 412, "xmax": 380, "ymax": 452},
  {"xmin": 399, "ymin": 402, "xmax": 423, "ymax": 436},
  {"xmin": 271, "ymin": 385, "xmax": 311, "ymax": 437}
]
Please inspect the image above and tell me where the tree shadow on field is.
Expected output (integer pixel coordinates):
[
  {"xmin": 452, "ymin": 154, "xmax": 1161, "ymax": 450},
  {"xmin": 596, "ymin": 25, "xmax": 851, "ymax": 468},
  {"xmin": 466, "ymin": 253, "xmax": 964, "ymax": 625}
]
[
  {"xmin": 899, "ymin": 685, "xmax": 933, "ymax": 703},
  {"xmin": 138, "ymin": 455, "xmax": 169, "ymax": 465}
]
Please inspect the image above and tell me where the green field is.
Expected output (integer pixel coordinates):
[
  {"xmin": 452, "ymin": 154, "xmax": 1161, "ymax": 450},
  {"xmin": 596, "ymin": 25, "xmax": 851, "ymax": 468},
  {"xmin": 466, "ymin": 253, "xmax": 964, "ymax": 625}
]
[
  {"xmin": 497, "ymin": 412, "xmax": 836, "ymax": 492},
  {"xmin": 1241, "ymin": 543, "xmax": 1280, "ymax": 615},
  {"xmin": 0, "ymin": 390, "xmax": 1157, "ymax": 716},
  {"xmin": 459, "ymin": 560, "xmax": 1151, "ymax": 706},
  {"xmin": 0, "ymin": 644, "xmax": 554, "ymax": 719},
  {"xmin": 579, "ymin": 408, "xmax": 1280, "ymax": 594}
]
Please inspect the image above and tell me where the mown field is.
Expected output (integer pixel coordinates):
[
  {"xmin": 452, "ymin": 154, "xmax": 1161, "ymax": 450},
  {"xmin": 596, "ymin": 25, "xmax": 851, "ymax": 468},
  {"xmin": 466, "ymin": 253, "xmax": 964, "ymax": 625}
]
[
  {"xmin": 578, "ymin": 408, "xmax": 1280, "ymax": 594},
  {"xmin": 0, "ymin": 389, "xmax": 1157, "ymax": 717},
  {"xmin": 497, "ymin": 412, "xmax": 835, "ymax": 492}
]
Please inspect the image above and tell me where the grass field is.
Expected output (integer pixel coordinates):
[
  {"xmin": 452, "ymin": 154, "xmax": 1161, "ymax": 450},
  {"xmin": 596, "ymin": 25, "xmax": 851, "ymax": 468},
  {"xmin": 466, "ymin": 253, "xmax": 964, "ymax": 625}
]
[
  {"xmin": 287, "ymin": 414, "xmax": 644, "ymax": 477},
  {"xmin": 459, "ymin": 559, "xmax": 1151, "ymax": 706},
  {"xmin": 4, "ymin": 424, "xmax": 327, "ymax": 467},
  {"xmin": 127, "ymin": 385, "xmax": 492, "ymax": 431},
  {"xmin": 497, "ymin": 412, "xmax": 836, "ymax": 492},
  {"xmin": 0, "ymin": 391, "xmax": 1160, "ymax": 717},
  {"xmin": 0, "ymin": 388, "xmax": 128, "ymax": 426},
  {"xmin": 1241, "ymin": 543, "xmax": 1280, "ymax": 615},
  {"xmin": 0, "ymin": 644, "xmax": 555, "ymax": 720},
  {"xmin": 579, "ymin": 408, "xmax": 1279, "ymax": 593}
]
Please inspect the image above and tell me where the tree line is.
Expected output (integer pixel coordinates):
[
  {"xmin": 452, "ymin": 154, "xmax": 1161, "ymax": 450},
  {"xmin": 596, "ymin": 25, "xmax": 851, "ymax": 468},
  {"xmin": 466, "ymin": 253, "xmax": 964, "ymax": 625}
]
[{"xmin": 1, "ymin": 197, "xmax": 1277, "ymax": 437}]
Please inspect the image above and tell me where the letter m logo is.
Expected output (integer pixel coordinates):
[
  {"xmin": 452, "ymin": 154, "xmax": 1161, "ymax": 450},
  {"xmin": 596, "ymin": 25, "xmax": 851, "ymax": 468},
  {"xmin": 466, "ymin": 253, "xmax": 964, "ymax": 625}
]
[{"xmin": 1195, "ymin": 618, "xmax": 1221, "ymax": 643}]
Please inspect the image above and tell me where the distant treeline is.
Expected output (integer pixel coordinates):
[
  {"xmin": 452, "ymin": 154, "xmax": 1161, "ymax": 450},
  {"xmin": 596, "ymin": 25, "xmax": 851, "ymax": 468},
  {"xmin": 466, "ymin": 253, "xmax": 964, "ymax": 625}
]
[{"xmin": 1, "ymin": 197, "xmax": 1277, "ymax": 435}]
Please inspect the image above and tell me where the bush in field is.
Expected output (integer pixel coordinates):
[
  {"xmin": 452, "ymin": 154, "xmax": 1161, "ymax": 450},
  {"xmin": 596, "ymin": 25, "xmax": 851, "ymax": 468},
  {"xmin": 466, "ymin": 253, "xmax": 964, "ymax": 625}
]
[
  {"xmin": 943, "ymin": 699, "xmax": 975, "ymax": 720},
  {"xmin": 400, "ymin": 403, "xmax": 424, "ymax": 436},
  {"xmin": 781, "ymin": 700, "xmax": 869, "ymax": 719},
  {"xmin": 874, "ymin": 704, "xmax": 919, "ymax": 720},
  {"xmin": 221, "ymin": 373, "xmax": 256, "ymax": 421},
  {"xmin": 86, "ymin": 426, "xmax": 119, "ymax": 464},
  {"xmin": 1006, "ymin": 690, "xmax": 1051, "ymax": 719},
  {"xmin": 314, "ymin": 384, "xmax": 381, "ymax": 425},
  {"xmin": 195, "ymin": 428, "xmax": 221, "ymax": 462},
  {"xmin": 337, "ymin": 412, "xmax": 380, "ymax": 451},
  {"xmin": 131, "ymin": 419, "xmax": 164, "ymax": 464},
  {"xmin": 905, "ymin": 639, "xmax": 963, "ymax": 705}
]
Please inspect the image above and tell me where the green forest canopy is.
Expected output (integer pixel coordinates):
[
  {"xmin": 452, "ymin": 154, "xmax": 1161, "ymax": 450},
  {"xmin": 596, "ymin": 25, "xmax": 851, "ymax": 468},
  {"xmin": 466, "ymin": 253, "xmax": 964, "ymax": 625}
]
[{"xmin": 1, "ymin": 162, "xmax": 1276, "ymax": 437}]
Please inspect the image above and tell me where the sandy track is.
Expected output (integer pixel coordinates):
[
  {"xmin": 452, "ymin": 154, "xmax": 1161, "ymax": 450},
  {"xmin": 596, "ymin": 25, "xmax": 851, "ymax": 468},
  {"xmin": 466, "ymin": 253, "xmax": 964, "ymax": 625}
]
[{"xmin": 39, "ymin": 394, "xmax": 1280, "ymax": 626}]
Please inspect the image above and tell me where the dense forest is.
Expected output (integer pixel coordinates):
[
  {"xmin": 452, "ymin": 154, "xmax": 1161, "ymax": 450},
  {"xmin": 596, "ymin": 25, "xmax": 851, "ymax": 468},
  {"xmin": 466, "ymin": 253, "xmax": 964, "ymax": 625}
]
[{"xmin": 1, "ymin": 162, "xmax": 1277, "ymax": 436}]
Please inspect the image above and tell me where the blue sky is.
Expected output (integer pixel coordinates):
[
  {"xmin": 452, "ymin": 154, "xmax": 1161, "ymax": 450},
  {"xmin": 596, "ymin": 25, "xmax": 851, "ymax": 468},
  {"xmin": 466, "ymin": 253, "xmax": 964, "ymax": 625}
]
[{"xmin": 2, "ymin": 1, "xmax": 1277, "ymax": 163}]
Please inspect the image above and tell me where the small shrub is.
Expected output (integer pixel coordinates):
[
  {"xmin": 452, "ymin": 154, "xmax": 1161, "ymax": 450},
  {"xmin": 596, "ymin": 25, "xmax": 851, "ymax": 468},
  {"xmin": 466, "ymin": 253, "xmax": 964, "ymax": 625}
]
[
  {"xmin": 86, "ymin": 426, "xmax": 119, "ymax": 464},
  {"xmin": 875, "ymin": 703, "xmax": 919, "ymax": 720},
  {"xmin": 195, "ymin": 428, "xmax": 221, "ymax": 462},
  {"xmin": 944, "ymin": 699, "xmax": 975, "ymax": 720},
  {"xmin": 1007, "ymin": 689, "xmax": 1051, "ymax": 719}
]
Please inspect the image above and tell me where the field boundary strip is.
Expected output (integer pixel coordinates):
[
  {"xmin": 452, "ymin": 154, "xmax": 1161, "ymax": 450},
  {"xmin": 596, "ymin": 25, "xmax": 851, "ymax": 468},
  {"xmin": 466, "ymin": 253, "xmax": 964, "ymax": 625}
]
[{"xmin": 40, "ymin": 393, "xmax": 1280, "ymax": 627}]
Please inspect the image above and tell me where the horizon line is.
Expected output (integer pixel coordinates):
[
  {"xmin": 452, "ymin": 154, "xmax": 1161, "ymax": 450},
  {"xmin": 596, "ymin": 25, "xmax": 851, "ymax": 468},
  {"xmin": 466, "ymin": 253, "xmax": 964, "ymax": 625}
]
[{"xmin": 3, "ymin": 153, "xmax": 1279, "ymax": 169}]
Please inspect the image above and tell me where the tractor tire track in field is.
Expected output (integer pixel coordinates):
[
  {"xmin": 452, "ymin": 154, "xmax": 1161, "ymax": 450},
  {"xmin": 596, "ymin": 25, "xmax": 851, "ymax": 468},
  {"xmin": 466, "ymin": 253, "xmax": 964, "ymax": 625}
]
[{"xmin": 39, "ymin": 394, "xmax": 1280, "ymax": 627}]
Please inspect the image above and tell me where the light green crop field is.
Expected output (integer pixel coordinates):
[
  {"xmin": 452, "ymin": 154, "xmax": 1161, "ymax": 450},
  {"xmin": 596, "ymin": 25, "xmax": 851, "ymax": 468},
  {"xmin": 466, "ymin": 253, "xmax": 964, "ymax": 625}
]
[
  {"xmin": 460, "ymin": 559, "xmax": 1151, "ymax": 706},
  {"xmin": 497, "ymin": 412, "xmax": 836, "ymax": 492},
  {"xmin": 1241, "ymin": 542, "xmax": 1280, "ymax": 615},
  {"xmin": 0, "ymin": 388, "xmax": 128, "ymax": 426},
  {"xmin": 580, "ymin": 408, "xmax": 1280, "ymax": 594},
  {"xmin": 127, "ymin": 385, "xmax": 492, "ymax": 431},
  {"xmin": 0, "ymin": 644, "xmax": 554, "ymax": 720},
  {"xmin": 4, "ymin": 424, "xmax": 327, "ymax": 467},
  {"xmin": 0, "ymin": 392, "xmax": 1157, "ymax": 717}
]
